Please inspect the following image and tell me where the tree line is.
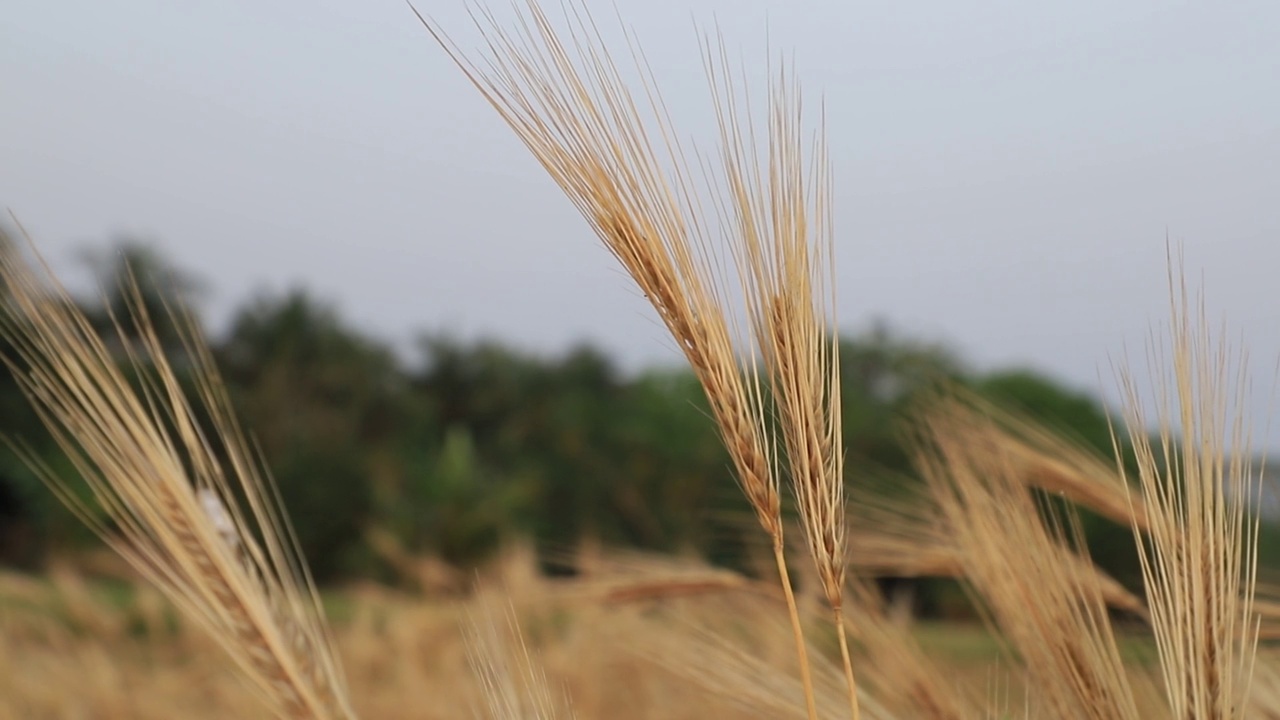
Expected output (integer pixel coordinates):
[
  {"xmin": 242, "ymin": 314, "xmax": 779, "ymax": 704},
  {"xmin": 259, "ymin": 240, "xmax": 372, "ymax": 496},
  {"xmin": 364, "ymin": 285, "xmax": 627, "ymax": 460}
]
[{"xmin": 0, "ymin": 236, "xmax": 1233, "ymax": 605}]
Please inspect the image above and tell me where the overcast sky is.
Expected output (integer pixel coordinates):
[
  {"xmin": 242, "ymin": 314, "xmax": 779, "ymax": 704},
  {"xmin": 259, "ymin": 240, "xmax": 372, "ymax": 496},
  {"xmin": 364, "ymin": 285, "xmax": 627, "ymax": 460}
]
[{"xmin": 4, "ymin": 1, "xmax": 1280, "ymax": 443}]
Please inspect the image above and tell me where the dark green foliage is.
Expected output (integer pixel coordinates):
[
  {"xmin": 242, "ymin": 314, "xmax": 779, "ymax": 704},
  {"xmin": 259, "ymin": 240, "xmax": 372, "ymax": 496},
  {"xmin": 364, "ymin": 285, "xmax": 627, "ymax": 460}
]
[
  {"xmin": 387, "ymin": 425, "xmax": 537, "ymax": 566},
  {"xmin": 269, "ymin": 442, "xmax": 372, "ymax": 581},
  {"xmin": 839, "ymin": 322, "xmax": 968, "ymax": 476}
]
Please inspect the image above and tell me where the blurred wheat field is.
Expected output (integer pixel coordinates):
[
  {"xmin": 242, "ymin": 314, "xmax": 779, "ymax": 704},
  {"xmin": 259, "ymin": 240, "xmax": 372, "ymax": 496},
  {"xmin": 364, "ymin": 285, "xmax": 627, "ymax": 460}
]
[
  {"xmin": 0, "ymin": 547, "xmax": 1154, "ymax": 720},
  {"xmin": 2, "ymin": 261, "xmax": 1279, "ymax": 720},
  {"xmin": 3, "ymin": 0, "xmax": 1279, "ymax": 717}
]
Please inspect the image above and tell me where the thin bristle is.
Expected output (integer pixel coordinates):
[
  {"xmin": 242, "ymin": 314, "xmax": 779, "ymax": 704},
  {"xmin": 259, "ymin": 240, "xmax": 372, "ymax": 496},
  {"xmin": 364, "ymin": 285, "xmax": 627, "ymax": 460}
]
[
  {"xmin": 464, "ymin": 599, "xmax": 571, "ymax": 720},
  {"xmin": 632, "ymin": 604, "xmax": 894, "ymax": 720},
  {"xmin": 0, "ymin": 224, "xmax": 355, "ymax": 720},
  {"xmin": 704, "ymin": 39, "xmax": 845, "ymax": 606},
  {"xmin": 1111, "ymin": 247, "xmax": 1261, "ymax": 719}
]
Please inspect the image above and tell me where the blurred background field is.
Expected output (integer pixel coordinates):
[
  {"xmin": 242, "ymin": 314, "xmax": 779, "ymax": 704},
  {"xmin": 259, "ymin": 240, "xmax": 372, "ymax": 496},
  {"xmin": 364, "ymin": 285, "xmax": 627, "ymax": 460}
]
[
  {"xmin": 0, "ymin": 544, "xmax": 1157, "ymax": 720},
  {"xmin": 1, "ymin": 237, "xmax": 1279, "ymax": 718},
  {"xmin": 6, "ymin": 2, "xmax": 1280, "ymax": 716}
]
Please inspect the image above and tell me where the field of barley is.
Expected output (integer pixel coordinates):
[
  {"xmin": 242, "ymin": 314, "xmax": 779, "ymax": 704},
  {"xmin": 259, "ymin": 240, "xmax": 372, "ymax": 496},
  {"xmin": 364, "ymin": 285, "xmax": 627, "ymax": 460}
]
[
  {"xmin": 3, "ymin": 0, "xmax": 1279, "ymax": 718},
  {"xmin": 0, "ymin": 543, "xmax": 1165, "ymax": 720}
]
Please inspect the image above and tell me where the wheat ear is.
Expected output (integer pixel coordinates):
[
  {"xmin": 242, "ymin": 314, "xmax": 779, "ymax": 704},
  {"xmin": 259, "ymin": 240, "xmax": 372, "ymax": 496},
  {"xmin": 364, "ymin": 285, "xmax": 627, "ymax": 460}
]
[
  {"xmin": 0, "ymin": 222, "xmax": 356, "ymax": 720},
  {"xmin": 701, "ymin": 36, "xmax": 858, "ymax": 720},
  {"xmin": 411, "ymin": 2, "xmax": 826, "ymax": 715},
  {"xmin": 1111, "ymin": 246, "xmax": 1261, "ymax": 719}
]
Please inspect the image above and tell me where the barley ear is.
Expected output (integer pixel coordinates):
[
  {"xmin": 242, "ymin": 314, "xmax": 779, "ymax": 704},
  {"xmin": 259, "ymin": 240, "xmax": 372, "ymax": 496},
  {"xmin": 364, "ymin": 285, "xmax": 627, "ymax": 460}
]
[
  {"xmin": 1111, "ymin": 246, "xmax": 1261, "ymax": 719},
  {"xmin": 413, "ymin": 1, "xmax": 823, "ymax": 715},
  {"xmin": 0, "ymin": 220, "xmax": 356, "ymax": 720},
  {"xmin": 702, "ymin": 38, "xmax": 856, "ymax": 720}
]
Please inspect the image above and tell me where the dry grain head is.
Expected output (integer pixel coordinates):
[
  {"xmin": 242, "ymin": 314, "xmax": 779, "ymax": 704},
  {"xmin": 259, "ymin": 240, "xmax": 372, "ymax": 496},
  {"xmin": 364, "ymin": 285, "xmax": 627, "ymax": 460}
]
[
  {"xmin": 412, "ymin": 0, "xmax": 781, "ymax": 545},
  {"xmin": 418, "ymin": 3, "xmax": 855, "ymax": 716},
  {"xmin": 1111, "ymin": 248, "xmax": 1262, "ymax": 720},
  {"xmin": 0, "ymin": 222, "xmax": 356, "ymax": 720}
]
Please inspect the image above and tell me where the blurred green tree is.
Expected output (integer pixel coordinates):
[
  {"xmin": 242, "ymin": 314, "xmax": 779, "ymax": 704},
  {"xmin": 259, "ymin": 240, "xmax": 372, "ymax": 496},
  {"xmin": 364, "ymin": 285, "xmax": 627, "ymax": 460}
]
[{"xmin": 216, "ymin": 289, "xmax": 401, "ymax": 580}]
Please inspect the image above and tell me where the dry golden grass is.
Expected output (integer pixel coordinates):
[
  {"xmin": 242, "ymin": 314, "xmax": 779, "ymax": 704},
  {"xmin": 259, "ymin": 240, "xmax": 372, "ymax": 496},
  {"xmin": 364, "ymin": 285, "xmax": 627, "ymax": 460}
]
[
  {"xmin": 0, "ymin": 551, "xmax": 880, "ymax": 719},
  {"xmin": 0, "ymin": 548, "xmax": 1012, "ymax": 720},
  {"xmin": 920, "ymin": 385, "xmax": 1151, "ymax": 533},
  {"xmin": 836, "ymin": 579, "xmax": 982, "ymax": 719},
  {"xmin": 4, "ymin": 542, "xmax": 1274, "ymax": 720},
  {"xmin": 463, "ymin": 598, "xmax": 569, "ymax": 720},
  {"xmin": 2, "ymin": 1, "xmax": 1275, "ymax": 718}
]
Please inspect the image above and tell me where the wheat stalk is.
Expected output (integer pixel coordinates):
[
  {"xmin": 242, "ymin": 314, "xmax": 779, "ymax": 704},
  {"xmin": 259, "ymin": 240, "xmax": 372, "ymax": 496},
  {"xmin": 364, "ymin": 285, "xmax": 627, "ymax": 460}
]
[
  {"xmin": 701, "ymin": 36, "xmax": 859, "ymax": 719},
  {"xmin": 840, "ymin": 579, "xmax": 979, "ymax": 720},
  {"xmin": 413, "ymin": 2, "xmax": 843, "ymax": 716}
]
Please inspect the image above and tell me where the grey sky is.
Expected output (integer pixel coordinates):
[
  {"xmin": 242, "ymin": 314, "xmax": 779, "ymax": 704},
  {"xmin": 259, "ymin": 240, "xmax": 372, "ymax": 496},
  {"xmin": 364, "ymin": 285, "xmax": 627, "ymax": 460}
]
[{"xmin": 4, "ymin": 1, "xmax": 1279, "ymax": 442}]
